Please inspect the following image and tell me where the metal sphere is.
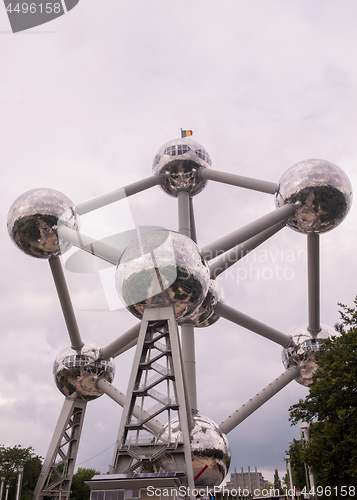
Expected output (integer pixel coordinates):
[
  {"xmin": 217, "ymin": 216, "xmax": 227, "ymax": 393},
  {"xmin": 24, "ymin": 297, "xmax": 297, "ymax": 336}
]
[
  {"xmin": 7, "ymin": 188, "xmax": 79, "ymax": 259},
  {"xmin": 115, "ymin": 230, "xmax": 210, "ymax": 322},
  {"xmin": 53, "ymin": 341, "xmax": 115, "ymax": 401},
  {"xmin": 187, "ymin": 279, "xmax": 225, "ymax": 328},
  {"xmin": 161, "ymin": 414, "xmax": 231, "ymax": 487},
  {"xmin": 282, "ymin": 324, "xmax": 335, "ymax": 386},
  {"xmin": 152, "ymin": 138, "xmax": 212, "ymax": 197},
  {"xmin": 275, "ymin": 159, "xmax": 352, "ymax": 234}
]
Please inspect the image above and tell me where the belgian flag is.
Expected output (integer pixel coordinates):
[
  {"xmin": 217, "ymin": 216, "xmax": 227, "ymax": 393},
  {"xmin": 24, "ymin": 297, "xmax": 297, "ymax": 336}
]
[{"xmin": 181, "ymin": 129, "xmax": 193, "ymax": 138}]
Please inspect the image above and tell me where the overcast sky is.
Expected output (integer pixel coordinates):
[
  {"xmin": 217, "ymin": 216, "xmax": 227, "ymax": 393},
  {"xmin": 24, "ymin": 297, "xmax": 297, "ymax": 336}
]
[{"xmin": 1, "ymin": 0, "xmax": 357, "ymax": 486}]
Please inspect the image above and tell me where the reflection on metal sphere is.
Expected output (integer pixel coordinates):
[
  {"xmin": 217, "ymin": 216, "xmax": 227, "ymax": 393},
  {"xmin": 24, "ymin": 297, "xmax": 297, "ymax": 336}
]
[
  {"xmin": 7, "ymin": 188, "xmax": 79, "ymax": 259},
  {"xmin": 53, "ymin": 341, "xmax": 115, "ymax": 401},
  {"xmin": 188, "ymin": 279, "xmax": 225, "ymax": 328},
  {"xmin": 282, "ymin": 324, "xmax": 335, "ymax": 386},
  {"xmin": 115, "ymin": 230, "xmax": 210, "ymax": 322},
  {"xmin": 152, "ymin": 138, "xmax": 212, "ymax": 197},
  {"xmin": 161, "ymin": 414, "xmax": 231, "ymax": 487},
  {"xmin": 275, "ymin": 159, "xmax": 352, "ymax": 234}
]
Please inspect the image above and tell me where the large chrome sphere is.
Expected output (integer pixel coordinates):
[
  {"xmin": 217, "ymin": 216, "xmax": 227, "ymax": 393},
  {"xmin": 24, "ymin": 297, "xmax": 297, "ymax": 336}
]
[
  {"xmin": 275, "ymin": 159, "xmax": 352, "ymax": 234},
  {"xmin": 282, "ymin": 324, "xmax": 335, "ymax": 386},
  {"xmin": 7, "ymin": 188, "xmax": 79, "ymax": 258},
  {"xmin": 187, "ymin": 279, "xmax": 225, "ymax": 328},
  {"xmin": 161, "ymin": 414, "xmax": 231, "ymax": 487},
  {"xmin": 53, "ymin": 341, "xmax": 115, "ymax": 401},
  {"xmin": 115, "ymin": 230, "xmax": 210, "ymax": 322},
  {"xmin": 152, "ymin": 138, "xmax": 212, "ymax": 197}
]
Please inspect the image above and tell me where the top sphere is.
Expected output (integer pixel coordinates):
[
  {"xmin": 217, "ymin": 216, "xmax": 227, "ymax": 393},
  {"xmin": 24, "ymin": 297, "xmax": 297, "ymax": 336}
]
[
  {"xmin": 115, "ymin": 230, "xmax": 210, "ymax": 322},
  {"xmin": 7, "ymin": 188, "xmax": 79, "ymax": 259},
  {"xmin": 152, "ymin": 138, "xmax": 212, "ymax": 197},
  {"xmin": 275, "ymin": 159, "xmax": 352, "ymax": 234},
  {"xmin": 282, "ymin": 324, "xmax": 335, "ymax": 386}
]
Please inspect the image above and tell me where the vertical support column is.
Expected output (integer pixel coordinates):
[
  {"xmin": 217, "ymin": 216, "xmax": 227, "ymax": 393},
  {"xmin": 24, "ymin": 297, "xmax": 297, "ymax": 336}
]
[
  {"xmin": 189, "ymin": 198, "xmax": 197, "ymax": 244},
  {"xmin": 300, "ymin": 422, "xmax": 316, "ymax": 497},
  {"xmin": 0, "ymin": 477, "xmax": 5, "ymax": 500},
  {"xmin": 307, "ymin": 233, "xmax": 320, "ymax": 333},
  {"xmin": 285, "ymin": 455, "xmax": 294, "ymax": 497},
  {"xmin": 180, "ymin": 322, "xmax": 198, "ymax": 414},
  {"xmin": 178, "ymin": 191, "xmax": 191, "ymax": 238},
  {"xmin": 33, "ymin": 397, "xmax": 87, "ymax": 500},
  {"xmin": 15, "ymin": 468, "xmax": 23, "ymax": 500},
  {"xmin": 111, "ymin": 307, "xmax": 195, "ymax": 499}
]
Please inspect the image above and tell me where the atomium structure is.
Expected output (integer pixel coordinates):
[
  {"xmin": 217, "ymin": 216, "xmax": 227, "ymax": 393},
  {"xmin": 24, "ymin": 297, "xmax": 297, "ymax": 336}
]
[{"xmin": 7, "ymin": 136, "xmax": 353, "ymax": 500}]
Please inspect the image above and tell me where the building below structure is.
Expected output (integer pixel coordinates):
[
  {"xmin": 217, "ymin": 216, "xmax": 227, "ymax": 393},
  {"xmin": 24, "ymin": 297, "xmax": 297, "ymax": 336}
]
[
  {"xmin": 225, "ymin": 468, "xmax": 266, "ymax": 494},
  {"xmin": 85, "ymin": 473, "xmax": 186, "ymax": 500}
]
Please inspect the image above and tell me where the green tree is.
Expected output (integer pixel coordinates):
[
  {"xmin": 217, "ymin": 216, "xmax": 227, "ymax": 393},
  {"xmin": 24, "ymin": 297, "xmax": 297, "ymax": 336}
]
[
  {"xmin": 0, "ymin": 445, "xmax": 42, "ymax": 500},
  {"xmin": 289, "ymin": 298, "xmax": 357, "ymax": 497},
  {"xmin": 70, "ymin": 468, "xmax": 100, "ymax": 500},
  {"xmin": 273, "ymin": 469, "xmax": 283, "ymax": 494},
  {"xmin": 286, "ymin": 439, "xmax": 307, "ymax": 490}
]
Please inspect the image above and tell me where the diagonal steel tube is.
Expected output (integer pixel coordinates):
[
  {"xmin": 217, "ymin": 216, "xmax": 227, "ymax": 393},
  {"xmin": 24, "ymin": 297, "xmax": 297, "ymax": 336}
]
[
  {"xmin": 215, "ymin": 303, "xmax": 291, "ymax": 347},
  {"xmin": 209, "ymin": 221, "xmax": 286, "ymax": 278},
  {"xmin": 100, "ymin": 323, "xmax": 141, "ymax": 359},
  {"xmin": 201, "ymin": 204, "xmax": 296, "ymax": 261},
  {"xmin": 76, "ymin": 175, "xmax": 162, "ymax": 215},
  {"xmin": 199, "ymin": 168, "xmax": 278, "ymax": 194},
  {"xmin": 307, "ymin": 233, "xmax": 321, "ymax": 333},
  {"xmin": 49, "ymin": 257, "xmax": 83, "ymax": 350},
  {"xmin": 219, "ymin": 366, "xmax": 300, "ymax": 434},
  {"xmin": 58, "ymin": 226, "xmax": 121, "ymax": 265},
  {"xmin": 95, "ymin": 378, "xmax": 164, "ymax": 436}
]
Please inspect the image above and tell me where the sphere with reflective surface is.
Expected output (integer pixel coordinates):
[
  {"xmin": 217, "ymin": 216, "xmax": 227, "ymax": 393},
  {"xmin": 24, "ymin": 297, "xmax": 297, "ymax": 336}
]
[
  {"xmin": 54, "ymin": 341, "xmax": 115, "ymax": 401},
  {"xmin": 7, "ymin": 188, "xmax": 79, "ymax": 258},
  {"xmin": 116, "ymin": 230, "xmax": 210, "ymax": 322},
  {"xmin": 282, "ymin": 324, "xmax": 335, "ymax": 386},
  {"xmin": 161, "ymin": 414, "xmax": 231, "ymax": 487},
  {"xmin": 188, "ymin": 279, "xmax": 225, "ymax": 328},
  {"xmin": 275, "ymin": 159, "xmax": 352, "ymax": 234},
  {"xmin": 152, "ymin": 138, "xmax": 212, "ymax": 197}
]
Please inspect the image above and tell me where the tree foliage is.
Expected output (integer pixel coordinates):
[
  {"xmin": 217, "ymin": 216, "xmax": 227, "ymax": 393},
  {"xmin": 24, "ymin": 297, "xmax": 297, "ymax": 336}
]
[
  {"xmin": 273, "ymin": 469, "xmax": 283, "ymax": 494},
  {"xmin": 70, "ymin": 468, "xmax": 100, "ymax": 500},
  {"xmin": 286, "ymin": 439, "xmax": 308, "ymax": 490},
  {"xmin": 288, "ymin": 298, "xmax": 357, "ymax": 496},
  {"xmin": 0, "ymin": 445, "xmax": 42, "ymax": 500}
]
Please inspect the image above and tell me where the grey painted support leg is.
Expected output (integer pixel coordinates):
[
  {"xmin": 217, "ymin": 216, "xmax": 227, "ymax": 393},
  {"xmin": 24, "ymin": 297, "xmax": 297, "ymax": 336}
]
[
  {"xmin": 201, "ymin": 204, "xmax": 296, "ymax": 261},
  {"xmin": 95, "ymin": 378, "xmax": 165, "ymax": 436},
  {"xmin": 76, "ymin": 175, "xmax": 162, "ymax": 215},
  {"xmin": 180, "ymin": 322, "xmax": 198, "ymax": 413},
  {"xmin": 100, "ymin": 322, "xmax": 141, "ymax": 359},
  {"xmin": 199, "ymin": 168, "xmax": 278, "ymax": 194},
  {"xmin": 307, "ymin": 233, "xmax": 321, "ymax": 334},
  {"xmin": 49, "ymin": 257, "xmax": 83, "ymax": 350},
  {"xmin": 189, "ymin": 197, "xmax": 197, "ymax": 243},
  {"xmin": 209, "ymin": 222, "xmax": 286, "ymax": 278},
  {"xmin": 178, "ymin": 190, "xmax": 191, "ymax": 238},
  {"xmin": 58, "ymin": 226, "xmax": 121, "ymax": 265},
  {"xmin": 33, "ymin": 397, "xmax": 87, "ymax": 500},
  {"xmin": 215, "ymin": 303, "xmax": 291, "ymax": 348},
  {"xmin": 219, "ymin": 366, "xmax": 299, "ymax": 434}
]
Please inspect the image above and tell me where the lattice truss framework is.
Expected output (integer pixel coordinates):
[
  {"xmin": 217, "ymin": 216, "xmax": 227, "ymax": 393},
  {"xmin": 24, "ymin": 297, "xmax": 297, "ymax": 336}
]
[{"xmin": 7, "ymin": 137, "xmax": 353, "ymax": 499}]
